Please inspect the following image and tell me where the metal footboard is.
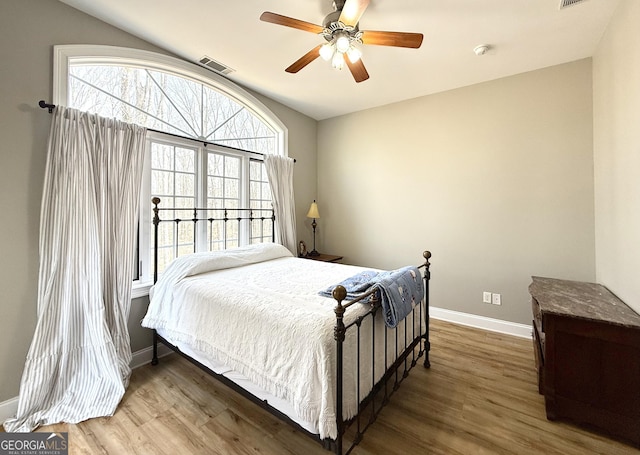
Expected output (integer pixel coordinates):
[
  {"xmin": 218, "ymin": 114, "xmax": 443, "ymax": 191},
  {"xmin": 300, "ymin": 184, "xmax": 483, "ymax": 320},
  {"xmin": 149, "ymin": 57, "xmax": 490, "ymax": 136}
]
[{"xmin": 331, "ymin": 251, "xmax": 431, "ymax": 454}]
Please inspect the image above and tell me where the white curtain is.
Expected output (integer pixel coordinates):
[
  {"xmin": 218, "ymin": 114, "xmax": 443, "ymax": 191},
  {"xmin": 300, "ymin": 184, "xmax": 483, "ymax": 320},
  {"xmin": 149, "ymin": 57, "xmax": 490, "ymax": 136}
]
[
  {"xmin": 264, "ymin": 155, "xmax": 297, "ymax": 255},
  {"xmin": 3, "ymin": 107, "xmax": 146, "ymax": 432}
]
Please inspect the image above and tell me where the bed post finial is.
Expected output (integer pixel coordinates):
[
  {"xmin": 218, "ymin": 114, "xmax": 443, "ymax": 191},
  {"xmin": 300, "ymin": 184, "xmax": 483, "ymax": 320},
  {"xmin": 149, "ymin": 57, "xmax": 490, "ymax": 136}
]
[
  {"xmin": 422, "ymin": 251, "xmax": 431, "ymax": 281},
  {"xmin": 332, "ymin": 285, "xmax": 347, "ymax": 305},
  {"xmin": 423, "ymin": 250, "xmax": 431, "ymax": 265},
  {"xmin": 333, "ymin": 285, "xmax": 347, "ymax": 343},
  {"xmin": 152, "ymin": 197, "xmax": 161, "ymax": 227}
]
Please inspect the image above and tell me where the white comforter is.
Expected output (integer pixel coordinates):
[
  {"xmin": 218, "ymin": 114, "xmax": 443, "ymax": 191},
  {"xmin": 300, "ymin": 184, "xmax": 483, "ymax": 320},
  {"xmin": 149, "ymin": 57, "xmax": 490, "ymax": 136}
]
[{"xmin": 142, "ymin": 243, "xmax": 400, "ymax": 439}]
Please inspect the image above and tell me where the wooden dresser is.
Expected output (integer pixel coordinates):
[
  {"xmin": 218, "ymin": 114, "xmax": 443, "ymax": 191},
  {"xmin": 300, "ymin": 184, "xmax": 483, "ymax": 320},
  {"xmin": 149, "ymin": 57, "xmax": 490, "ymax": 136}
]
[{"xmin": 529, "ymin": 276, "xmax": 640, "ymax": 446}]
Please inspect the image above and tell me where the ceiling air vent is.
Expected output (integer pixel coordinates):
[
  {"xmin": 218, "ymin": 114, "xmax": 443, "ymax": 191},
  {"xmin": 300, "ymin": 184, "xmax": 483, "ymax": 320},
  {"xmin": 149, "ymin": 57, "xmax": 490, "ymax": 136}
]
[
  {"xmin": 198, "ymin": 56, "xmax": 235, "ymax": 75},
  {"xmin": 559, "ymin": 0, "xmax": 588, "ymax": 9}
]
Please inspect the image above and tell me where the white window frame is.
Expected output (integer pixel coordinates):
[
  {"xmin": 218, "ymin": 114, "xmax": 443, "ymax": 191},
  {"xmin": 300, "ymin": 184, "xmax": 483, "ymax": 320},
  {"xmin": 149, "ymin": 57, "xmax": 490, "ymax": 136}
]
[
  {"xmin": 141, "ymin": 132, "xmax": 268, "ymax": 289},
  {"xmin": 53, "ymin": 45, "xmax": 288, "ymax": 298}
]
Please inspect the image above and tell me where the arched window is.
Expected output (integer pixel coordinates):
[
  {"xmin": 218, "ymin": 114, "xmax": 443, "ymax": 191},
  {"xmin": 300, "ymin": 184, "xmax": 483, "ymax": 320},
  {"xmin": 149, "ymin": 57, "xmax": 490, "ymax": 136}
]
[
  {"xmin": 53, "ymin": 45, "xmax": 287, "ymax": 154},
  {"xmin": 54, "ymin": 46, "xmax": 288, "ymax": 294}
]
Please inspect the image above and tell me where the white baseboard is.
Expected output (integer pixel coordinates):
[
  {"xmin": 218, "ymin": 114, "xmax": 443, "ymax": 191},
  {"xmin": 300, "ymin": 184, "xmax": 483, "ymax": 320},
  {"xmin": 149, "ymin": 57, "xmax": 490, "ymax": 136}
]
[
  {"xmin": 430, "ymin": 306, "xmax": 532, "ymax": 339},
  {"xmin": 129, "ymin": 343, "xmax": 173, "ymax": 370},
  {"xmin": 0, "ymin": 396, "xmax": 18, "ymax": 426},
  {"xmin": 0, "ymin": 344, "xmax": 173, "ymax": 424}
]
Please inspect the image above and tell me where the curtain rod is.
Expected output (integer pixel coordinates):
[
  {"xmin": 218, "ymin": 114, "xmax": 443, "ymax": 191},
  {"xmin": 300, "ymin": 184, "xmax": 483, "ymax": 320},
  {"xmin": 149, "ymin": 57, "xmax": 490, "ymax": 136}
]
[{"xmin": 37, "ymin": 100, "xmax": 295, "ymax": 162}]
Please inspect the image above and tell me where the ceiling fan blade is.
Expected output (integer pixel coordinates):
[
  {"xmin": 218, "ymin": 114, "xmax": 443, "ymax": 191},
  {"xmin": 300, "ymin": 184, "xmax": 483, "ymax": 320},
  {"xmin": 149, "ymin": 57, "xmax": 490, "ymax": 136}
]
[
  {"xmin": 285, "ymin": 45, "xmax": 323, "ymax": 73},
  {"xmin": 362, "ymin": 30, "xmax": 424, "ymax": 48},
  {"xmin": 338, "ymin": 0, "xmax": 370, "ymax": 26},
  {"xmin": 345, "ymin": 58, "xmax": 370, "ymax": 83},
  {"xmin": 260, "ymin": 12, "xmax": 324, "ymax": 34}
]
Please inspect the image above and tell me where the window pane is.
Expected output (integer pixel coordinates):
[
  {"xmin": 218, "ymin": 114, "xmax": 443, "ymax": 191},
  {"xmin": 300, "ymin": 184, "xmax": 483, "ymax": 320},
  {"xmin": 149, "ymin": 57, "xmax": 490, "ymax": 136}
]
[
  {"xmin": 250, "ymin": 181, "xmax": 260, "ymax": 200},
  {"xmin": 208, "ymin": 220, "xmax": 223, "ymax": 244},
  {"xmin": 175, "ymin": 147, "xmax": 195, "ymax": 172},
  {"xmin": 152, "ymin": 143, "xmax": 174, "ymax": 170},
  {"xmin": 177, "ymin": 222, "xmax": 194, "ymax": 246},
  {"xmin": 249, "ymin": 160, "xmax": 271, "ymax": 233},
  {"xmin": 225, "ymin": 156, "xmax": 240, "ymax": 178},
  {"xmin": 225, "ymin": 179, "xmax": 239, "ymax": 199},
  {"xmin": 178, "ymin": 244, "xmax": 193, "ymax": 257},
  {"xmin": 261, "ymin": 182, "xmax": 270, "ymax": 200},
  {"xmin": 251, "ymin": 219, "xmax": 262, "ymax": 238},
  {"xmin": 208, "ymin": 176, "xmax": 223, "ymax": 198},
  {"xmin": 224, "ymin": 199, "xmax": 239, "ymax": 209},
  {"xmin": 208, "ymin": 153, "xmax": 223, "ymax": 176},
  {"xmin": 157, "ymin": 247, "xmax": 174, "ymax": 274},
  {"xmin": 175, "ymin": 173, "xmax": 194, "ymax": 197},
  {"xmin": 158, "ymin": 223, "xmax": 174, "ymax": 248},
  {"xmin": 207, "ymin": 198, "xmax": 223, "ymax": 210},
  {"xmin": 175, "ymin": 197, "xmax": 195, "ymax": 209},
  {"xmin": 227, "ymin": 221, "xmax": 239, "ymax": 239},
  {"xmin": 152, "ymin": 170, "xmax": 174, "ymax": 196},
  {"xmin": 250, "ymin": 160, "xmax": 262, "ymax": 180}
]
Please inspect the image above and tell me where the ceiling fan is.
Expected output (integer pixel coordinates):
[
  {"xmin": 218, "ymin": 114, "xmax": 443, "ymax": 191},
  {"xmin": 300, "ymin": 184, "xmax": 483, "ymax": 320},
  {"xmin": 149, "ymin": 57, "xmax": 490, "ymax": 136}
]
[{"xmin": 260, "ymin": 0, "xmax": 423, "ymax": 83}]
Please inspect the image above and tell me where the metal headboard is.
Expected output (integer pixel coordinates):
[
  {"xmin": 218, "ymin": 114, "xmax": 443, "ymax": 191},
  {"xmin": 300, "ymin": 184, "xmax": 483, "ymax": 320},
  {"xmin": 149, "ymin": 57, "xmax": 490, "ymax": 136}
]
[{"xmin": 151, "ymin": 197, "xmax": 275, "ymax": 283}]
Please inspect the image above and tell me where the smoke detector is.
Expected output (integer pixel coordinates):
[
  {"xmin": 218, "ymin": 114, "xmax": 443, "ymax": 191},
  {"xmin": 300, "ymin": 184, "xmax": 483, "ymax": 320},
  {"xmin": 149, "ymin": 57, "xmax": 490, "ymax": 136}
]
[{"xmin": 473, "ymin": 44, "xmax": 490, "ymax": 56}]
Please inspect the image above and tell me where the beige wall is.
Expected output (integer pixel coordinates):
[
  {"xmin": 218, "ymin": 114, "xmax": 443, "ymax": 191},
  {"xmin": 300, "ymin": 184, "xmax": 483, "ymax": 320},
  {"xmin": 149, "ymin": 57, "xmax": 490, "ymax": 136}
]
[
  {"xmin": 593, "ymin": 0, "xmax": 640, "ymax": 314},
  {"xmin": 0, "ymin": 0, "xmax": 316, "ymax": 402},
  {"xmin": 318, "ymin": 59, "xmax": 596, "ymax": 325}
]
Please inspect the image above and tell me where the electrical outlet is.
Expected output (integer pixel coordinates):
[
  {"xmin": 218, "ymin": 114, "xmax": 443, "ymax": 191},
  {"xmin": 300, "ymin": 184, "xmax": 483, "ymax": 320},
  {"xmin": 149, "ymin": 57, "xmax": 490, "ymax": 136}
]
[
  {"xmin": 483, "ymin": 292, "xmax": 492, "ymax": 304},
  {"xmin": 492, "ymin": 293, "xmax": 501, "ymax": 305}
]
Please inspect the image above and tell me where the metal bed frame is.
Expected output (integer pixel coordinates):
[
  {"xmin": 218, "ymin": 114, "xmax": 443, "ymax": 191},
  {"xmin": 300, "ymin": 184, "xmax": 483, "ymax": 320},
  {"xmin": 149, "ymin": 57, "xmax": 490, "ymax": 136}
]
[{"xmin": 149, "ymin": 197, "xmax": 431, "ymax": 455}]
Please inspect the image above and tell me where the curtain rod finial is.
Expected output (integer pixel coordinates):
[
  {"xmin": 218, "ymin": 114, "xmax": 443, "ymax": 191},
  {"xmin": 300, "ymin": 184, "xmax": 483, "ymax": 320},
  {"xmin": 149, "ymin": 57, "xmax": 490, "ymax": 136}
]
[{"xmin": 38, "ymin": 100, "xmax": 55, "ymax": 113}]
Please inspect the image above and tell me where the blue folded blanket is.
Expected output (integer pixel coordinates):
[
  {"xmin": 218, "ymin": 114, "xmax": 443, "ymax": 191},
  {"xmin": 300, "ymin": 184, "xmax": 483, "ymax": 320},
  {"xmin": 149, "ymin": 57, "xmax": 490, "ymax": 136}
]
[
  {"xmin": 372, "ymin": 266, "xmax": 424, "ymax": 328},
  {"xmin": 319, "ymin": 266, "xmax": 424, "ymax": 328},
  {"xmin": 318, "ymin": 270, "xmax": 380, "ymax": 299}
]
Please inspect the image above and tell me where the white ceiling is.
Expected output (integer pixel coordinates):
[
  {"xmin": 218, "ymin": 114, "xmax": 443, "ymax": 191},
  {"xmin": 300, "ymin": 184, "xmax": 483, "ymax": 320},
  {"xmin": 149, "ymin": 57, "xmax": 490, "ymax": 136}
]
[{"xmin": 58, "ymin": 0, "xmax": 620, "ymax": 120}]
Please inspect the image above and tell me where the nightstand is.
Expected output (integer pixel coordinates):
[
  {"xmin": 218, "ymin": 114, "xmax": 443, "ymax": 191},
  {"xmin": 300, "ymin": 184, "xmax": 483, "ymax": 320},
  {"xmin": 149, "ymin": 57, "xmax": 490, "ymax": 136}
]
[{"xmin": 303, "ymin": 253, "xmax": 343, "ymax": 263}]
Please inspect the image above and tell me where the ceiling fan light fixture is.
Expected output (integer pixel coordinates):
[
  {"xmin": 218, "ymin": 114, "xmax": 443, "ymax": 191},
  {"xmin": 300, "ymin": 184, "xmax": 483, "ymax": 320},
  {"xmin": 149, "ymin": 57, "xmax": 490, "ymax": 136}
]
[
  {"xmin": 335, "ymin": 33, "xmax": 351, "ymax": 53},
  {"xmin": 347, "ymin": 45, "xmax": 362, "ymax": 63},
  {"xmin": 332, "ymin": 52, "xmax": 345, "ymax": 70},
  {"xmin": 319, "ymin": 43, "xmax": 335, "ymax": 61}
]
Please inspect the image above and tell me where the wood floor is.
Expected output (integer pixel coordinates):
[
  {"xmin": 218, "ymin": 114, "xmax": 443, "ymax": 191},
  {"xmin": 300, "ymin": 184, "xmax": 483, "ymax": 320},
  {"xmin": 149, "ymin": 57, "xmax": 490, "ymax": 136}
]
[{"xmin": 38, "ymin": 319, "xmax": 637, "ymax": 454}]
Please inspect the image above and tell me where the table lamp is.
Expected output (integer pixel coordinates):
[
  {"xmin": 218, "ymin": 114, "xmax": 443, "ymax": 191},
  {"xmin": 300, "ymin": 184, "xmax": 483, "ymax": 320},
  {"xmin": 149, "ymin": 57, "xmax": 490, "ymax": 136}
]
[{"xmin": 306, "ymin": 200, "xmax": 320, "ymax": 256}]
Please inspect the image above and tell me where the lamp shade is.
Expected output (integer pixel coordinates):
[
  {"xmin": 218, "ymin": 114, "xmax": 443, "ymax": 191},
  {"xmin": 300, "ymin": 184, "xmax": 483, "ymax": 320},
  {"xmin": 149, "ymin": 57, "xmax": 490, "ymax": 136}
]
[{"xmin": 306, "ymin": 201, "xmax": 320, "ymax": 219}]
